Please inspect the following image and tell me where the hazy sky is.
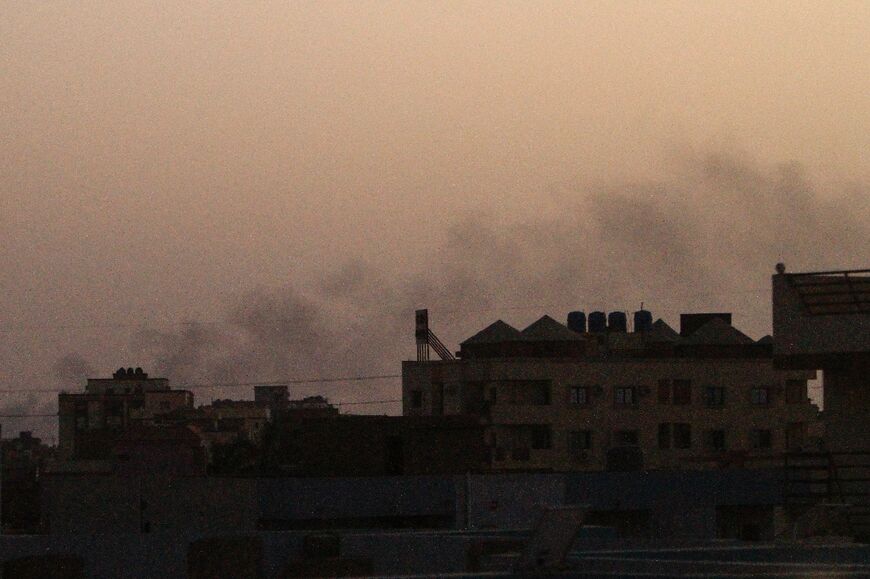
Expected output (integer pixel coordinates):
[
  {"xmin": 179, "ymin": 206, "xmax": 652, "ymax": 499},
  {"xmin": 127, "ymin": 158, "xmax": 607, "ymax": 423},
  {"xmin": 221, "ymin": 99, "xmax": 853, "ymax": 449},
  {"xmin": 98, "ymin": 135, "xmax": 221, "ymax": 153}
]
[{"xmin": 2, "ymin": 2, "xmax": 869, "ymax": 437}]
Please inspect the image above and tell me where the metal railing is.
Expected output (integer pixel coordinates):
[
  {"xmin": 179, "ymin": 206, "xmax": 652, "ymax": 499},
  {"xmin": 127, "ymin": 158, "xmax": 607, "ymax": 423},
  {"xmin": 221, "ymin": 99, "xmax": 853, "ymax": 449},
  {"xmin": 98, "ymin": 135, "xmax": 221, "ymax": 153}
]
[{"xmin": 786, "ymin": 269, "xmax": 870, "ymax": 315}]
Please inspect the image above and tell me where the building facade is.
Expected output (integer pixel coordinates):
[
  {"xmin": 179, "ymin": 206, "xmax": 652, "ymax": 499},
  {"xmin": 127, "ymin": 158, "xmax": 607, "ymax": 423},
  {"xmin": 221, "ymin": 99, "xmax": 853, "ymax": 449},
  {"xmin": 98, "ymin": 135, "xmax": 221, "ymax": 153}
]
[
  {"xmin": 57, "ymin": 367, "xmax": 194, "ymax": 461},
  {"xmin": 403, "ymin": 312, "xmax": 819, "ymax": 472}
]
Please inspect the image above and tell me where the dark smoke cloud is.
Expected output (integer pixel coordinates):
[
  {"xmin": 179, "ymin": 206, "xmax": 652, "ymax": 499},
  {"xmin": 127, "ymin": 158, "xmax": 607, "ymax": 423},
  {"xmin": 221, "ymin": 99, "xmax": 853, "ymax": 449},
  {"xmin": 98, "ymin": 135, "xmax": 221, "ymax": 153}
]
[
  {"xmin": 129, "ymin": 153, "xmax": 869, "ymax": 410},
  {"xmin": 52, "ymin": 353, "xmax": 94, "ymax": 387}
]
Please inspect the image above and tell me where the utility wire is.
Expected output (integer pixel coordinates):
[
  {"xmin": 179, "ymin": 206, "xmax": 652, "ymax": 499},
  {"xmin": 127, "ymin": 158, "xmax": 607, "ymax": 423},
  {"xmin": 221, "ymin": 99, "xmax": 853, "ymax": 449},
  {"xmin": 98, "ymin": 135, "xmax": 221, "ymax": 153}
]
[{"xmin": 0, "ymin": 373, "xmax": 402, "ymax": 394}]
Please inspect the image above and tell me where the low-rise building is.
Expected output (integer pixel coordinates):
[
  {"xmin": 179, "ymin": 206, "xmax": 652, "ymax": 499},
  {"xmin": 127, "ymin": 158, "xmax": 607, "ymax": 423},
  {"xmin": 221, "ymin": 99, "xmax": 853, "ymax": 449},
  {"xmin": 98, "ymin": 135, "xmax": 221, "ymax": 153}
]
[
  {"xmin": 1, "ymin": 431, "xmax": 53, "ymax": 532},
  {"xmin": 264, "ymin": 414, "xmax": 487, "ymax": 477},
  {"xmin": 404, "ymin": 310, "xmax": 820, "ymax": 472}
]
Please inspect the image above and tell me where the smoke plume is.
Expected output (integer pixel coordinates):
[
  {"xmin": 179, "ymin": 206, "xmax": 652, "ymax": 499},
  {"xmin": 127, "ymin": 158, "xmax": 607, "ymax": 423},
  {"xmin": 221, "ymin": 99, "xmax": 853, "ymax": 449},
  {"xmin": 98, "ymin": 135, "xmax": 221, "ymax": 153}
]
[{"xmin": 130, "ymin": 153, "xmax": 869, "ymax": 408}]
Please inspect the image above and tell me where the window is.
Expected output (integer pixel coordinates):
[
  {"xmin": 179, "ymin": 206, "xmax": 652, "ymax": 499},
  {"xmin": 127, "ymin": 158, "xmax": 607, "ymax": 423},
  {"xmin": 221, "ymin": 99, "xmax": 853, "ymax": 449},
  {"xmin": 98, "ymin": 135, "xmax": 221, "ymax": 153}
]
[
  {"xmin": 568, "ymin": 430, "xmax": 592, "ymax": 453},
  {"xmin": 750, "ymin": 429, "xmax": 772, "ymax": 449},
  {"xmin": 751, "ymin": 388, "xmax": 769, "ymax": 406},
  {"xmin": 658, "ymin": 423, "xmax": 671, "ymax": 449},
  {"xmin": 569, "ymin": 386, "xmax": 588, "ymax": 405},
  {"xmin": 673, "ymin": 380, "xmax": 692, "ymax": 405},
  {"xmin": 531, "ymin": 425, "xmax": 552, "ymax": 450},
  {"xmin": 707, "ymin": 429, "xmax": 726, "ymax": 451},
  {"xmin": 657, "ymin": 380, "xmax": 671, "ymax": 404},
  {"xmin": 615, "ymin": 387, "xmax": 636, "ymax": 406},
  {"xmin": 786, "ymin": 380, "xmax": 807, "ymax": 404},
  {"xmin": 530, "ymin": 382, "xmax": 551, "ymax": 406},
  {"xmin": 615, "ymin": 429, "xmax": 639, "ymax": 446},
  {"xmin": 786, "ymin": 422, "xmax": 806, "ymax": 450},
  {"xmin": 705, "ymin": 387, "xmax": 725, "ymax": 407},
  {"xmin": 410, "ymin": 390, "xmax": 423, "ymax": 408},
  {"xmin": 673, "ymin": 423, "xmax": 692, "ymax": 449}
]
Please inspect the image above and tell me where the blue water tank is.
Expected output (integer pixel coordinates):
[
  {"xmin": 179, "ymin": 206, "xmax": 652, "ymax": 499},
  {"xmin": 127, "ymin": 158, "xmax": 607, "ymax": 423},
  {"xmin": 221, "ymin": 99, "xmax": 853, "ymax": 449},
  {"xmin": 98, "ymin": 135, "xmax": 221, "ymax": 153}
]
[
  {"xmin": 634, "ymin": 309, "xmax": 653, "ymax": 333},
  {"xmin": 567, "ymin": 311, "xmax": 586, "ymax": 333},
  {"xmin": 608, "ymin": 311, "xmax": 628, "ymax": 332},
  {"xmin": 588, "ymin": 311, "xmax": 607, "ymax": 333}
]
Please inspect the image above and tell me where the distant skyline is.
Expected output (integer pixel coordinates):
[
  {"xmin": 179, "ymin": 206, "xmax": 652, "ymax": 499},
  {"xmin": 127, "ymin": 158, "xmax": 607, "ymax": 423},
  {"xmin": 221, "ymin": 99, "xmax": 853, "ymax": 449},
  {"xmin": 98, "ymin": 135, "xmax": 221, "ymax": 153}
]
[{"xmin": 2, "ymin": 2, "xmax": 869, "ymax": 435}]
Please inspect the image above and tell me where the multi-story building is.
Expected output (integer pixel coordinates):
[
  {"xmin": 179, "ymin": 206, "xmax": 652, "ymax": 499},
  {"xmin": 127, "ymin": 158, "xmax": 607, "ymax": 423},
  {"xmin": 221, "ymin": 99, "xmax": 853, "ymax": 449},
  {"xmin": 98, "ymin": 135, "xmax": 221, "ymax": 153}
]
[
  {"xmin": 403, "ymin": 311, "xmax": 820, "ymax": 472},
  {"xmin": 57, "ymin": 367, "xmax": 194, "ymax": 460}
]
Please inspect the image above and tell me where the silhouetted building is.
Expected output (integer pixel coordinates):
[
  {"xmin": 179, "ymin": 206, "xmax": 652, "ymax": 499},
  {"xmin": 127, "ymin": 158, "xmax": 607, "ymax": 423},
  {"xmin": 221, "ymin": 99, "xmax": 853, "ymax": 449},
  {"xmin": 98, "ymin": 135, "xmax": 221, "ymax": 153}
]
[
  {"xmin": 254, "ymin": 385, "xmax": 289, "ymax": 407},
  {"xmin": 57, "ymin": 368, "xmax": 193, "ymax": 461},
  {"xmin": 1, "ymin": 431, "xmax": 52, "ymax": 532},
  {"xmin": 264, "ymin": 414, "xmax": 486, "ymax": 476},
  {"xmin": 113, "ymin": 424, "xmax": 207, "ymax": 478},
  {"xmin": 404, "ymin": 310, "xmax": 819, "ymax": 472}
]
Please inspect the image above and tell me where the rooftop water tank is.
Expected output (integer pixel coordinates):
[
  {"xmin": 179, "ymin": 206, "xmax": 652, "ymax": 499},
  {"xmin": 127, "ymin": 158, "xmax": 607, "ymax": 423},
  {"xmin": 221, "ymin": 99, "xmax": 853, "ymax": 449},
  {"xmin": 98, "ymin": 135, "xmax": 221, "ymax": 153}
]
[
  {"xmin": 567, "ymin": 311, "xmax": 586, "ymax": 333},
  {"xmin": 634, "ymin": 309, "xmax": 653, "ymax": 333},
  {"xmin": 588, "ymin": 311, "xmax": 607, "ymax": 333},
  {"xmin": 608, "ymin": 311, "xmax": 628, "ymax": 332}
]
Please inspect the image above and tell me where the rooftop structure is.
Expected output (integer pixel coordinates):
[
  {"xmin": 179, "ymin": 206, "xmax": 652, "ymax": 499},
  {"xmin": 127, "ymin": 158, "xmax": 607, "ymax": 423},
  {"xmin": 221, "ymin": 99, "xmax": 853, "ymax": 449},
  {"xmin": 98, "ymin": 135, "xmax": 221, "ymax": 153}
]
[{"xmin": 405, "ymin": 309, "xmax": 819, "ymax": 472}]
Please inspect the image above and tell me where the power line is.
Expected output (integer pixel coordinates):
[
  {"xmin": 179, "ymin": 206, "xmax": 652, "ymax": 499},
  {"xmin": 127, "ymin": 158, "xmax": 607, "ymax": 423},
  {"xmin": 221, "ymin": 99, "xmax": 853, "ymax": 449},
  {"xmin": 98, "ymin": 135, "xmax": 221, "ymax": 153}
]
[{"xmin": 0, "ymin": 373, "xmax": 402, "ymax": 395}]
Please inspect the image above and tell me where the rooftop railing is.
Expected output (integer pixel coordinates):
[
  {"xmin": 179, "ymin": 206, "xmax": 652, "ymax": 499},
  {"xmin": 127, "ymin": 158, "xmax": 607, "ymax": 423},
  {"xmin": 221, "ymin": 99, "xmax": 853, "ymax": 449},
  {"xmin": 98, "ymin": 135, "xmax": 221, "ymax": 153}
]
[{"xmin": 785, "ymin": 269, "xmax": 870, "ymax": 315}]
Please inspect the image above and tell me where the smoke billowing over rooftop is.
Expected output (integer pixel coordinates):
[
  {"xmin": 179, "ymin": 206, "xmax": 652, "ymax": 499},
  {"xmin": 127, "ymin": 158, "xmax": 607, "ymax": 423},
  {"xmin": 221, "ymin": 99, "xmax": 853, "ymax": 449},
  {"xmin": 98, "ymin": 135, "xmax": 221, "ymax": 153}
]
[{"xmin": 2, "ymin": 3, "xmax": 869, "ymax": 435}]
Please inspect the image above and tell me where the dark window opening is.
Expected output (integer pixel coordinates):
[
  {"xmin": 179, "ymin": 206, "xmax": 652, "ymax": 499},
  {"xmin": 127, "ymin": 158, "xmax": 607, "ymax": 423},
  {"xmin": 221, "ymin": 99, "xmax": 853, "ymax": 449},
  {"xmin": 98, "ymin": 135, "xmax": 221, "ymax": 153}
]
[
  {"xmin": 615, "ymin": 387, "xmax": 635, "ymax": 406},
  {"xmin": 410, "ymin": 390, "xmax": 422, "ymax": 409},
  {"xmin": 615, "ymin": 429, "xmax": 639, "ymax": 446},
  {"xmin": 658, "ymin": 423, "xmax": 671, "ymax": 449},
  {"xmin": 530, "ymin": 382, "xmax": 551, "ymax": 406},
  {"xmin": 531, "ymin": 425, "xmax": 552, "ymax": 450},
  {"xmin": 673, "ymin": 423, "xmax": 691, "ymax": 449},
  {"xmin": 673, "ymin": 380, "xmax": 691, "ymax": 405},
  {"xmin": 707, "ymin": 429, "xmax": 726, "ymax": 451},
  {"xmin": 569, "ymin": 386, "xmax": 588, "ymax": 405},
  {"xmin": 751, "ymin": 388, "xmax": 770, "ymax": 406},
  {"xmin": 568, "ymin": 430, "xmax": 592, "ymax": 454},
  {"xmin": 657, "ymin": 380, "xmax": 671, "ymax": 404},
  {"xmin": 786, "ymin": 380, "xmax": 807, "ymax": 404},
  {"xmin": 751, "ymin": 429, "xmax": 772, "ymax": 449},
  {"xmin": 705, "ymin": 387, "xmax": 725, "ymax": 407}
]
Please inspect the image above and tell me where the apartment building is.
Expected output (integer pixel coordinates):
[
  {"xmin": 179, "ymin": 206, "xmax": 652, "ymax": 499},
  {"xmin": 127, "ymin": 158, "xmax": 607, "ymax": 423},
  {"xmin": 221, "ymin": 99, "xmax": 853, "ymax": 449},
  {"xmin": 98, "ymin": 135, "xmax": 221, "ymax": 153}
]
[
  {"xmin": 403, "ymin": 311, "xmax": 819, "ymax": 472},
  {"xmin": 57, "ymin": 367, "xmax": 193, "ymax": 460}
]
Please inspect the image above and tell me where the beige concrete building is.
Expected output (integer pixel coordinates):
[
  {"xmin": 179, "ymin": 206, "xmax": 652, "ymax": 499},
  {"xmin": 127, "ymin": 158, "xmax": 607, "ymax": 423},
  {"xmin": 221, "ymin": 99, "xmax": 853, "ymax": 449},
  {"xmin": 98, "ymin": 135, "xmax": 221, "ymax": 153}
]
[
  {"xmin": 58, "ymin": 367, "xmax": 193, "ymax": 461},
  {"xmin": 404, "ymin": 312, "xmax": 819, "ymax": 472}
]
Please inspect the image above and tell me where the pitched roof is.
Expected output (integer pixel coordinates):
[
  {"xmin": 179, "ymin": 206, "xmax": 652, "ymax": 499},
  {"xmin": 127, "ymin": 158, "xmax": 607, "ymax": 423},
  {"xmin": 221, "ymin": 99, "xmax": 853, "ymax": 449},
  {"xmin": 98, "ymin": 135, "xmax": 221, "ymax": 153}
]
[
  {"xmin": 645, "ymin": 319, "xmax": 681, "ymax": 343},
  {"xmin": 520, "ymin": 315, "xmax": 584, "ymax": 341},
  {"xmin": 680, "ymin": 317, "xmax": 754, "ymax": 346},
  {"xmin": 461, "ymin": 320, "xmax": 523, "ymax": 345}
]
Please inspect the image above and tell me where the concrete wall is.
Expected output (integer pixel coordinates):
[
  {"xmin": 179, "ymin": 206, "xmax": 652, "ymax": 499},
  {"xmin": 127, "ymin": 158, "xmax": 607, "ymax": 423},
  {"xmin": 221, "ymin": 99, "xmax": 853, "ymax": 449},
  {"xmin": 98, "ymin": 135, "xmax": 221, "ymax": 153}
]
[
  {"xmin": 824, "ymin": 364, "xmax": 870, "ymax": 451},
  {"xmin": 404, "ymin": 356, "xmax": 818, "ymax": 471},
  {"xmin": 42, "ymin": 476, "xmax": 257, "ymax": 535},
  {"xmin": 465, "ymin": 473, "xmax": 565, "ymax": 530},
  {"xmin": 31, "ymin": 467, "xmax": 789, "ymax": 575},
  {"xmin": 257, "ymin": 476, "xmax": 456, "ymax": 528}
]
